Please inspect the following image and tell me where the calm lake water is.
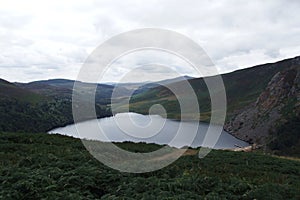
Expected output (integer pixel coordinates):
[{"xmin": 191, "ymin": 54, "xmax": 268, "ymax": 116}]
[{"xmin": 49, "ymin": 112, "xmax": 248, "ymax": 149}]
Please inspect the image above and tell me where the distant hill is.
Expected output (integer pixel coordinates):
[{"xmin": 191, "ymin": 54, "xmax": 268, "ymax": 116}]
[
  {"xmin": 30, "ymin": 78, "xmax": 75, "ymax": 87},
  {"xmin": 102, "ymin": 76, "xmax": 194, "ymax": 95},
  {"xmin": 17, "ymin": 79, "xmax": 132, "ymax": 104},
  {"xmin": 0, "ymin": 78, "xmax": 46, "ymax": 103},
  {"xmin": 0, "ymin": 79, "xmax": 111, "ymax": 133},
  {"xmin": 0, "ymin": 75, "xmax": 193, "ymax": 133},
  {"xmin": 16, "ymin": 81, "xmax": 72, "ymax": 100},
  {"xmin": 131, "ymin": 75, "xmax": 194, "ymax": 95}
]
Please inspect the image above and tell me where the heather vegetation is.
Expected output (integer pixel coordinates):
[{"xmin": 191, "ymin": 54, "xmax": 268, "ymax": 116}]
[{"xmin": 0, "ymin": 132, "xmax": 299, "ymax": 199}]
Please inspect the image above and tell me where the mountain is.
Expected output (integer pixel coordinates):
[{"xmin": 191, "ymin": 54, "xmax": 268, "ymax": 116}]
[
  {"xmin": 128, "ymin": 56, "xmax": 300, "ymax": 155},
  {"xmin": 129, "ymin": 57, "xmax": 297, "ymax": 119},
  {"xmin": 16, "ymin": 81, "xmax": 72, "ymax": 100},
  {"xmin": 1, "ymin": 57, "xmax": 299, "ymax": 156},
  {"xmin": 0, "ymin": 79, "xmax": 112, "ymax": 133},
  {"xmin": 0, "ymin": 79, "xmax": 73, "ymax": 132},
  {"xmin": 104, "ymin": 76, "xmax": 194, "ymax": 95},
  {"xmin": 17, "ymin": 79, "xmax": 132, "ymax": 104},
  {"xmin": 0, "ymin": 78, "xmax": 46, "ymax": 103},
  {"xmin": 26, "ymin": 78, "xmax": 76, "ymax": 88},
  {"xmin": 224, "ymin": 64, "xmax": 300, "ymax": 156},
  {"xmin": 0, "ymin": 75, "xmax": 193, "ymax": 133},
  {"xmin": 131, "ymin": 75, "xmax": 194, "ymax": 95}
]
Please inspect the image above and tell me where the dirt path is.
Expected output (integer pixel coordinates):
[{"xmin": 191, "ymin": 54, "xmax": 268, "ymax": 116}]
[{"xmin": 150, "ymin": 149, "xmax": 198, "ymax": 162}]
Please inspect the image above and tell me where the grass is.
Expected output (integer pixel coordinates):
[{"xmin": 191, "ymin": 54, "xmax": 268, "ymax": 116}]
[
  {"xmin": 0, "ymin": 81, "xmax": 46, "ymax": 104},
  {"xmin": 127, "ymin": 58, "xmax": 290, "ymax": 123},
  {"xmin": 0, "ymin": 132, "xmax": 299, "ymax": 199}
]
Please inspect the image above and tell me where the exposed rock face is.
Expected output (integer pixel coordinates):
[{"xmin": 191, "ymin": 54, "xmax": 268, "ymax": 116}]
[{"xmin": 224, "ymin": 65, "xmax": 300, "ymax": 144}]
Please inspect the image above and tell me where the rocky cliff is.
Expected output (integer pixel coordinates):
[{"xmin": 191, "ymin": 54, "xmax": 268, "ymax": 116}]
[{"xmin": 225, "ymin": 63, "xmax": 300, "ymax": 145}]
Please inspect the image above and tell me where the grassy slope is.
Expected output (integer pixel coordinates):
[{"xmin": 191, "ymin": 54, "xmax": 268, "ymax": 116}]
[
  {"xmin": 0, "ymin": 79, "xmax": 113, "ymax": 133},
  {"xmin": 0, "ymin": 132, "xmax": 299, "ymax": 199},
  {"xmin": 0, "ymin": 79, "xmax": 74, "ymax": 132},
  {"xmin": 0, "ymin": 79, "xmax": 46, "ymax": 103},
  {"xmin": 129, "ymin": 57, "xmax": 293, "ymax": 122}
]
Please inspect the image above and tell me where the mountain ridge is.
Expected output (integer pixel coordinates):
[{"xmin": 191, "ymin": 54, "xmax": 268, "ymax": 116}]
[{"xmin": 128, "ymin": 56, "xmax": 300, "ymax": 155}]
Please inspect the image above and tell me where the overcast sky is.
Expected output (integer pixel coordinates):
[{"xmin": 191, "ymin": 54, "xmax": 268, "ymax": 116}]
[{"xmin": 0, "ymin": 0, "xmax": 300, "ymax": 83}]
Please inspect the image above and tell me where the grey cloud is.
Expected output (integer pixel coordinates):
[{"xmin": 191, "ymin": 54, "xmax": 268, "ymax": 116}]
[{"xmin": 1, "ymin": 0, "xmax": 300, "ymax": 82}]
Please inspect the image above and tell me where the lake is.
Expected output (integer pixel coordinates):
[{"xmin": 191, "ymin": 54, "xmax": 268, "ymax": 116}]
[{"xmin": 49, "ymin": 112, "xmax": 248, "ymax": 149}]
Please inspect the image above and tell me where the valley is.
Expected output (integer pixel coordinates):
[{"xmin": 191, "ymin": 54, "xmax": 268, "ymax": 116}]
[
  {"xmin": 0, "ymin": 56, "xmax": 300, "ymax": 199},
  {"xmin": 0, "ymin": 56, "xmax": 299, "ymax": 156}
]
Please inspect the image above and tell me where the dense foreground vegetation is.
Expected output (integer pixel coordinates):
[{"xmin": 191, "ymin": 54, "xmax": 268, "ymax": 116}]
[
  {"xmin": 269, "ymin": 116, "xmax": 300, "ymax": 157},
  {"xmin": 0, "ymin": 132, "xmax": 299, "ymax": 199}
]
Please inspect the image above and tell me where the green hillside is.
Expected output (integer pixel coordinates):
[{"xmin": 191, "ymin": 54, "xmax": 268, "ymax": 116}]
[
  {"xmin": 0, "ymin": 132, "xmax": 299, "ymax": 199},
  {"xmin": 0, "ymin": 78, "xmax": 46, "ymax": 103},
  {"xmin": 128, "ymin": 56, "xmax": 300, "ymax": 156},
  {"xmin": 0, "ymin": 79, "xmax": 74, "ymax": 132},
  {"xmin": 129, "ymin": 56, "xmax": 295, "ymax": 121},
  {"xmin": 0, "ymin": 80, "xmax": 111, "ymax": 133}
]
